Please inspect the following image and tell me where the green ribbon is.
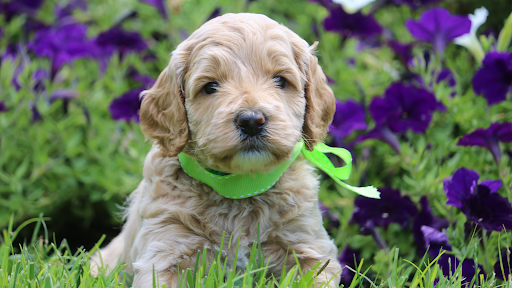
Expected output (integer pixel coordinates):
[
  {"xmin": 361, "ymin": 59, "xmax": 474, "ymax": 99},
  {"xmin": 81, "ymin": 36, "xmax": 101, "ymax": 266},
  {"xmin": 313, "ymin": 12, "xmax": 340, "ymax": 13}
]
[
  {"xmin": 178, "ymin": 141, "xmax": 380, "ymax": 199},
  {"xmin": 301, "ymin": 142, "xmax": 380, "ymax": 199}
]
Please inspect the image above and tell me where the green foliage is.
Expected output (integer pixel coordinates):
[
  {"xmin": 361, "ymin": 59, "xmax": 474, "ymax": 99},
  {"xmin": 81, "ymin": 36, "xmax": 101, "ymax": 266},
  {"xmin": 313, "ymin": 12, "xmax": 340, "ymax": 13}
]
[
  {"xmin": 3, "ymin": 218, "xmax": 512, "ymax": 287},
  {"xmin": 1, "ymin": 0, "xmax": 512, "ymax": 286}
]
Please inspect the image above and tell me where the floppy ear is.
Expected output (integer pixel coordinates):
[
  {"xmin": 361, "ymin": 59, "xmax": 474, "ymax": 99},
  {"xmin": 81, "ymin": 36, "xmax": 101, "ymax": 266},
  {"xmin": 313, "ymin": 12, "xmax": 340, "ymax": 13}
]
[
  {"xmin": 140, "ymin": 58, "xmax": 189, "ymax": 157},
  {"xmin": 302, "ymin": 44, "xmax": 336, "ymax": 151}
]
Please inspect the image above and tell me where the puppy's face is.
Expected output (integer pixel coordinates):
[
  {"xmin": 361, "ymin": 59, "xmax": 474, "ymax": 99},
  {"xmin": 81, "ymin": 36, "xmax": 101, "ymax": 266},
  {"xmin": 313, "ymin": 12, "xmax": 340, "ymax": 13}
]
[
  {"xmin": 140, "ymin": 13, "xmax": 335, "ymax": 174},
  {"xmin": 183, "ymin": 31, "xmax": 306, "ymax": 173}
]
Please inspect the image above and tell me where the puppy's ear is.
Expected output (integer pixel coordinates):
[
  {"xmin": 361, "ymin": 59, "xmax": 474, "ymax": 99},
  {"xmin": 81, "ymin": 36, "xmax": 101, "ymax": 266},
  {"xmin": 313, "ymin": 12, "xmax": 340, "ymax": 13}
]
[
  {"xmin": 302, "ymin": 43, "xmax": 336, "ymax": 151},
  {"xmin": 140, "ymin": 60, "xmax": 189, "ymax": 157}
]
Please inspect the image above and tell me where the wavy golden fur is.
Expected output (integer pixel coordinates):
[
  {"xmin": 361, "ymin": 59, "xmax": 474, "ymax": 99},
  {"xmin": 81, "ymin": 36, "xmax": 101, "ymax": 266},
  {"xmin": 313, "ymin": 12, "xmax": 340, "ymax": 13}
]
[{"xmin": 91, "ymin": 13, "xmax": 339, "ymax": 287}]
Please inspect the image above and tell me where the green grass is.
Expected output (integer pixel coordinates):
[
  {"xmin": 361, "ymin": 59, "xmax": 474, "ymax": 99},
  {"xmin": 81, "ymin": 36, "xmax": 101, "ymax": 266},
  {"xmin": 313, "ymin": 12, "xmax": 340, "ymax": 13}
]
[{"xmin": 3, "ymin": 217, "xmax": 511, "ymax": 288}]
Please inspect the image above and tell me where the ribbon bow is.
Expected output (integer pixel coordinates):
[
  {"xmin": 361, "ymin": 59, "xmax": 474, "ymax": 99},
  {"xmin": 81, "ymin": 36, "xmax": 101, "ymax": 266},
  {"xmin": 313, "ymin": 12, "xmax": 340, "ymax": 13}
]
[{"xmin": 301, "ymin": 142, "xmax": 380, "ymax": 199}]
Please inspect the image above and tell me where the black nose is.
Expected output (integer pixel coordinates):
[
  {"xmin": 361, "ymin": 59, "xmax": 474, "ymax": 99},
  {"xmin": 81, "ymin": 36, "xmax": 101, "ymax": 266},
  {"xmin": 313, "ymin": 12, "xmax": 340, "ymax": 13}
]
[{"xmin": 236, "ymin": 111, "xmax": 266, "ymax": 136}]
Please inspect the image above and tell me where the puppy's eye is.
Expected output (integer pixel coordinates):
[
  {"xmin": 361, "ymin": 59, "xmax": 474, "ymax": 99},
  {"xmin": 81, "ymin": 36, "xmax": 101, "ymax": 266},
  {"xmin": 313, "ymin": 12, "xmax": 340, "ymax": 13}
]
[
  {"xmin": 273, "ymin": 76, "xmax": 287, "ymax": 89},
  {"xmin": 203, "ymin": 82, "xmax": 219, "ymax": 94}
]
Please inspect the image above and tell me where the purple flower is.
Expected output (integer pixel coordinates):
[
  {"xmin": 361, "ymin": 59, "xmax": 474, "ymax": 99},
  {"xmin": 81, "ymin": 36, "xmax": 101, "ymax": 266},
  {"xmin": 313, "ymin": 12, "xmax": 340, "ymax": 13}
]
[
  {"xmin": 369, "ymin": 82, "xmax": 439, "ymax": 134},
  {"xmin": 494, "ymin": 248, "xmax": 511, "ymax": 281},
  {"xmin": 1, "ymin": 0, "xmax": 45, "ymax": 21},
  {"xmin": 338, "ymin": 246, "xmax": 360, "ymax": 286},
  {"xmin": 33, "ymin": 68, "xmax": 48, "ymax": 92},
  {"xmin": 387, "ymin": 40, "xmax": 413, "ymax": 67},
  {"xmin": 357, "ymin": 125, "xmax": 401, "ymax": 154},
  {"xmin": 457, "ymin": 122, "xmax": 512, "ymax": 165},
  {"xmin": 437, "ymin": 68, "xmax": 456, "ymax": 87},
  {"xmin": 50, "ymin": 89, "xmax": 78, "ymax": 102},
  {"xmin": 413, "ymin": 197, "xmax": 449, "ymax": 255},
  {"xmin": 0, "ymin": 102, "xmax": 7, "ymax": 112},
  {"xmin": 207, "ymin": 7, "xmax": 221, "ymax": 21},
  {"xmin": 323, "ymin": 6, "xmax": 382, "ymax": 39},
  {"xmin": 421, "ymin": 226, "xmax": 451, "ymax": 256},
  {"xmin": 309, "ymin": 0, "xmax": 335, "ymax": 9},
  {"xmin": 95, "ymin": 27, "xmax": 148, "ymax": 59},
  {"xmin": 29, "ymin": 102, "xmax": 42, "ymax": 123},
  {"xmin": 351, "ymin": 187, "xmax": 418, "ymax": 228},
  {"xmin": 109, "ymin": 87, "xmax": 144, "ymax": 122},
  {"xmin": 405, "ymin": 8, "xmax": 471, "ymax": 56},
  {"xmin": 311, "ymin": 23, "xmax": 320, "ymax": 39},
  {"xmin": 444, "ymin": 167, "xmax": 512, "ymax": 231},
  {"xmin": 392, "ymin": 0, "xmax": 443, "ymax": 9},
  {"xmin": 28, "ymin": 21, "xmax": 95, "ymax": 78},
  {"xmin": 319, "ymin": 201, "xmax": 340, "ymax": 233},
  {"xmin": 329, "ymin": 99, "xmax": 367, "ymax": 146},
  {"xmin": 437, "ymin": 254, "xmax": 485, "ymax": 285},
  {"xmin": 472, "ymin": 52, "xmax": 512, "ymax": 105},
  {"xmin": 139, "ymin": 0, "xmax": 168, "ymax": 19},
  {"xmin": 127, "ymin": 67, "xmax": 155, "ymax": 89},
  {"xmin": 54, "ymin": 0, "xmax": 87, "ymax": 20},
  {"xmin": 325, "ymin": 74, "xmax": 336, "ymax": 84}
]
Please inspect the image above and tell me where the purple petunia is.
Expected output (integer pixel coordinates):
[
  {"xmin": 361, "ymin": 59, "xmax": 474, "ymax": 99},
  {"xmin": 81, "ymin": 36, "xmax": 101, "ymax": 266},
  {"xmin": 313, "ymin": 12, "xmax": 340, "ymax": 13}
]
[
  {"xmin": 421, "ymin": 226, "xmax": 451, "ymax": 256},
  {"xmin": 444, "ymin": 167, "xmax": 512, "ymax": 231},
  {"xmin": 323, "ymin": 6, "xmax": 382, "ymax": 39},
  {"xmin": 413, "ymin": 197, "xmax": 449, "ymax": 255},
  {"xmin": 338, "ymin": 246, "xmax": 360, "ymax": 286},
  {"xmin": 437, "ymin": 254, "xmax": 485, "ymax": 285},
  {"xmin": 457, "ymin": 122, "xmax": 512, "ymax": 165},
  {"xmin": 139, "ymin": 0, "xmax": 168, "ymax": 19},
  {"xmin": 494, "ymin": 248, "xmax": 511, "ymax": 281},
  {"xmin": 29, "ymin": 102, "xmax": 42, "ymax": 123},
  {"xmin": 319, "ymin": 201, "xmax": 341, "ymax": 233},
  {"xmin": 351, "ymin": 187, "xmax": 418, "ymax": 228},
  {"xmin": 207, "ymin": 7, "xmax": 222, "ymax": 21},
  {"xmin": 437, "ymin": 68, "xmax": 456, "ymax": 87},
  {"xmin": 369, "ymin": 82, "xmax": 439, "ymax": 134},
  {"xmin": 127, "ymin": 67, "xmax": 156, "ymax": 89},
  {"xmin": 0, "ymin": 101, "xmax": 7, "ymax": 112},
  {"xmin": 28, "ymin": 21, "xmax": 96, "ymax": 79},
  {"xmin": 325, "ymin": 74, "xmax": 337, "ymax": 84},
  {"xmin": 392, "ymin": 0, "xmax": 443, "ymax": 9},
  {"xmin": 405, "ymin": 8, "xmax": 471, "ymax": 56},
  {"xmin": 95, "ymin": 27, "xmax": 148, "ymax": 61},
  {"xmin": 54, "ymin": 0, "xmax": 87, "ymax": 20},
  {"xmin": 1, "ymin": 0, "xmax": 45, "ymax": 21},
  {"xmin": 472, "ymin": 52, "xmax": 512, "ymax": 105},
  {"xmin": 387, "ymin": 40, "xmax": 413, "ymax": 67},
  {"xmin": 49, "ymin": 89, "xmax": 78, "ymax": 102},
  {"xmin": 329, "ymin": 99, "xmax": 368, "ymax": 147},
  {"xmin": 95, "ymin": 27, "xmax": 148, "ymax": 56},
  {"xmin": 33, "ymin": 68, "xmax": 48, "ymax": 92},
  {"xmin": 109, "ymin": 87, "xmax": 144, "ymax": 122},
  {"xmin": 308, "ymin": 0, "xmax": 335, "ymax": 9},
  {"xmin": 357, "ymin": 125, "xmax": 401, "ymax": 154}
]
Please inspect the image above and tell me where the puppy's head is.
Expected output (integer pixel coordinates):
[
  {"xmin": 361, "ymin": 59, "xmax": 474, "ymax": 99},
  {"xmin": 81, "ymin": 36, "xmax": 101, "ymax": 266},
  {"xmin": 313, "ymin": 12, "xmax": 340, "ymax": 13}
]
[{"xmin": 140, "ymin": 13, "xmax": 335, "ymax": 174}]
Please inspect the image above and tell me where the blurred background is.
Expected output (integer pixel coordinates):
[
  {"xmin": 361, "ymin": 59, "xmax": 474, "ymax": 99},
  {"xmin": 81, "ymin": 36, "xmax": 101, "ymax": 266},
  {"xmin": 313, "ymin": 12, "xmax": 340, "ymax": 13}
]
[{"xmin": 1, "ymin": 0, "xmax": 511, "ymax": 282}]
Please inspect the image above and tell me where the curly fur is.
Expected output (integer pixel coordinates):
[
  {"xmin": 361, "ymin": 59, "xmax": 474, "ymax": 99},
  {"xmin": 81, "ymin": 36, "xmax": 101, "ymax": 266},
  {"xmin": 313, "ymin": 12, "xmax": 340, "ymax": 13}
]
[{"xmin": 91, "ymin": 13, "xmax": 339, "ymax": 288}]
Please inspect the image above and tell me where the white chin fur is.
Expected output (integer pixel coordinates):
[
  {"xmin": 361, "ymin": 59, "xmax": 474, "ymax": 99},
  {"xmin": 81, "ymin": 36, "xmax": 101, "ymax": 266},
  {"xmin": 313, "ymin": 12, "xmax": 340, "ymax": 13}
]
[{"xmin": 232, "ymin": 150, "xmax": 275, "ymax": 172}]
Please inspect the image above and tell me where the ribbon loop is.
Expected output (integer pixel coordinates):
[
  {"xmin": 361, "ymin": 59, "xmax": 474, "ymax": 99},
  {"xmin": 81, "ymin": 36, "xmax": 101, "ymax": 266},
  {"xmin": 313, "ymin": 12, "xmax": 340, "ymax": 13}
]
[{"xmin": 301, "ymin": 142, "xmax": 380, "ymax": 199}]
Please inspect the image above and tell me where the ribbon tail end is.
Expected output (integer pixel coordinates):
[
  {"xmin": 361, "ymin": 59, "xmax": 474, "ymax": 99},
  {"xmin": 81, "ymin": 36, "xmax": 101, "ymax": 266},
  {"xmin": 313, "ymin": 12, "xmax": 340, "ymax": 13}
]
[{"xmin": 338, "ymin": 181, "xmax": 381, "ymax": 199}]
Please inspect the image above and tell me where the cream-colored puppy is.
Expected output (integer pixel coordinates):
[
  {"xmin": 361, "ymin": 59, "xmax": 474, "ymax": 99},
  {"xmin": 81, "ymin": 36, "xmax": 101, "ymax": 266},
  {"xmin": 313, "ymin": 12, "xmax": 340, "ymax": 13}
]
[{"xmin": 92, "ymin": 13, "xmax": 340, "ymax": 287}]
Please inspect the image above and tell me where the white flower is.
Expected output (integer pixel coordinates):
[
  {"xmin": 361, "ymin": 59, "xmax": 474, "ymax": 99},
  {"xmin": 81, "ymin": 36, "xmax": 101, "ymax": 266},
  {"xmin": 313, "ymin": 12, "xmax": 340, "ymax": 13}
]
[
  {"xmin": 454, "ymin": 7, "xmax": 488, "ymax": 62},
  {"xmin": 332, "ymin": 0, "xmax": 375, "ymax": 13}
]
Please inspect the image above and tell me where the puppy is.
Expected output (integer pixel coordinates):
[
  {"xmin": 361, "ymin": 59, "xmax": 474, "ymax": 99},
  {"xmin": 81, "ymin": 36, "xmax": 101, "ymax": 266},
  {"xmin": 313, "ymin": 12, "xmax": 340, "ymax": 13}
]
[{"xmin": 92, "ymin": 13, "xmax": 340, "ymax": 287}]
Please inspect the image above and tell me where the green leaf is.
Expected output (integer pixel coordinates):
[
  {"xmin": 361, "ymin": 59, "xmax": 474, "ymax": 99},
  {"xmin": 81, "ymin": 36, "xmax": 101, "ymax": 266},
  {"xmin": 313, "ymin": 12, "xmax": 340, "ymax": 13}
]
[{"xmin": 497, "ymin": 12, "xmax": 512, "ymax": 51}]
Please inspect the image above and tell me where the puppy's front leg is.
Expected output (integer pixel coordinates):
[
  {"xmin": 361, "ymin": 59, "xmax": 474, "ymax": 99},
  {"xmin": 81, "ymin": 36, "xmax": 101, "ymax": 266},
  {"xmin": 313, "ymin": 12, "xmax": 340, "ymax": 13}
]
[
  {"xmin": 263, "ymin": 214, "xmax": 342, "ymax": 288},
  {"xmin": 131, "ymin": 216, "xmax": 210, "ymax": 288}
]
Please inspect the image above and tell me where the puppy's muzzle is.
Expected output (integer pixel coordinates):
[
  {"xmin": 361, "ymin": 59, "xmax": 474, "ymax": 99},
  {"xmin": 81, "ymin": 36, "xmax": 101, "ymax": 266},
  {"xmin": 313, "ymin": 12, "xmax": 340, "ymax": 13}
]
[{"xmin": 236, "ymin": 110, "xmax": 266, "ymax": 136}]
